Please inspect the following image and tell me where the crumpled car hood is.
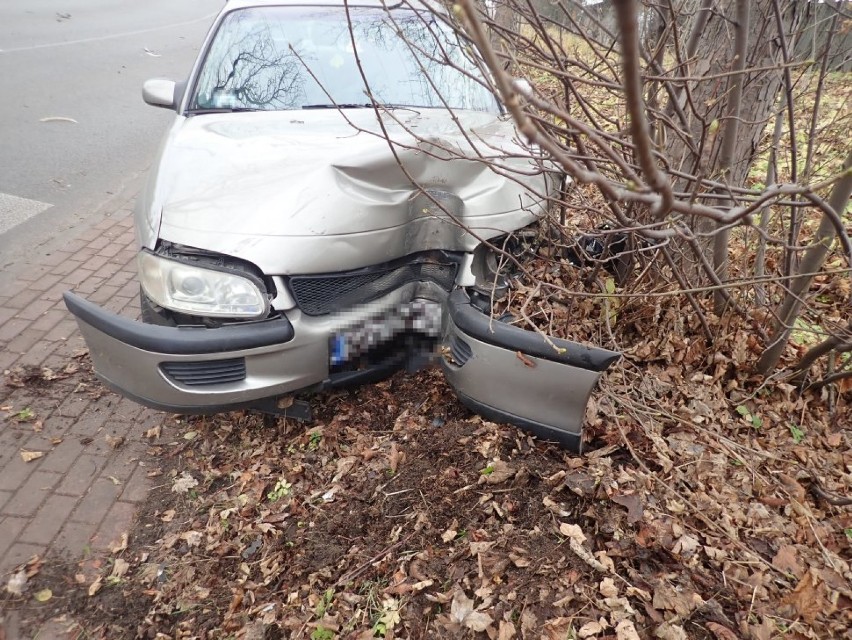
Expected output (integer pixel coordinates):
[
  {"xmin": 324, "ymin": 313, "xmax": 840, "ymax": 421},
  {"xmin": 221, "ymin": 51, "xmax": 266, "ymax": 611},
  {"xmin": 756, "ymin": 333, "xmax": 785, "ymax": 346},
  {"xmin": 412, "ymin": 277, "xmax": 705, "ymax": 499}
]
[{"xmin": 140, "ymin": 109, "xmax": 550, "ymax": 274}]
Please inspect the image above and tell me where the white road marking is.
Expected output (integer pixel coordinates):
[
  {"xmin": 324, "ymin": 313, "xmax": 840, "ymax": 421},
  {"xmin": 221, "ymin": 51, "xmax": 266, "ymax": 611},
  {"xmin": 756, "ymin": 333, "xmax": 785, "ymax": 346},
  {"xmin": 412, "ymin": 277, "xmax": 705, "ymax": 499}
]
[
  {"xmin": 0, "ymin": 11, "xmax": 217, "ymax": 54},
  {"xmin": 0, "ymin": 192, "xmax": 53, "ymax": 235}
]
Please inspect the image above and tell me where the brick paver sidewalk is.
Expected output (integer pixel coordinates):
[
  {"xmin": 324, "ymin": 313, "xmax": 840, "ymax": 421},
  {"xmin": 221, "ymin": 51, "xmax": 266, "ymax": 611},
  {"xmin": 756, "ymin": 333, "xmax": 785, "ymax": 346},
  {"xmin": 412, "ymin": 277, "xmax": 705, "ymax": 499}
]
[{"xmin": 0, "ymin": 202, "xmax": 164, "ymax": 614}]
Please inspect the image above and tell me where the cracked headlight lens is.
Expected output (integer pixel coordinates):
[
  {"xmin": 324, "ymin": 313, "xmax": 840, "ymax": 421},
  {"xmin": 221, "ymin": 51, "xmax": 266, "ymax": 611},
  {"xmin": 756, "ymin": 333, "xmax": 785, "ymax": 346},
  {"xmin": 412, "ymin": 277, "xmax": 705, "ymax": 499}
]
[{"xmin": 138, "ymin": 251, "xmax": 268, "ymax": 318}]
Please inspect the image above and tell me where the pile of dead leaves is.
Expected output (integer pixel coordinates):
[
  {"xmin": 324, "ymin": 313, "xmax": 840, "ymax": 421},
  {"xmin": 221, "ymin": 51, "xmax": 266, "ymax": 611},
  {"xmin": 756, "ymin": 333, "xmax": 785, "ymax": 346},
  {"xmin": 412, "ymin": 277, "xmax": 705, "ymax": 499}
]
[{"xmin": 7, "ymin": 351, "xmax": 849, "ymax": 639}]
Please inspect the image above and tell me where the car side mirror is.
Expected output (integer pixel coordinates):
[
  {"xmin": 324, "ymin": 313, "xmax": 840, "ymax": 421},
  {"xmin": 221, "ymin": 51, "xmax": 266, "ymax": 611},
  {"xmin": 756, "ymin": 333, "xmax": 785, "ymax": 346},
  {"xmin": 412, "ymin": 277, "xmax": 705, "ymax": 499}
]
[{"xmin": 142, "ymin": 79, "xmax": 186, "ymax": 112}]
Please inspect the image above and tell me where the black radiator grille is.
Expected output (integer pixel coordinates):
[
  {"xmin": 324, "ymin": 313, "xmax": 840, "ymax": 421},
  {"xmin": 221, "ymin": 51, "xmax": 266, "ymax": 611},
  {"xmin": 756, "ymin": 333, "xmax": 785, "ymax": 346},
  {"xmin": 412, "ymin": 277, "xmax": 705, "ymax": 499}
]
[
  {"xmin": 289, "ymin": 255, "xmax": 458, "ymax": 316},
  {"xmin": 160, "ymin": 358, "xmax": 246, "ymax": 386}
]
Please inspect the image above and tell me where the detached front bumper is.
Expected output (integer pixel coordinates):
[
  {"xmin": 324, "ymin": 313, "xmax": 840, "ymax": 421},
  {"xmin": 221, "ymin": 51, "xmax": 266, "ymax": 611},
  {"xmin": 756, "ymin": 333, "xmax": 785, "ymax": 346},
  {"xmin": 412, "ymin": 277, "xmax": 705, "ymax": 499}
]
[
  {"xmin": 441, "ymin": 290, "xmax": 620, "ymax": 452},
  {"xmin": 65, "ymin": 286, "xmax": 621, "ymax": 453},
  {"xmin": 64, "ymin": 292, "xmax": 326, "ymax": 413}
]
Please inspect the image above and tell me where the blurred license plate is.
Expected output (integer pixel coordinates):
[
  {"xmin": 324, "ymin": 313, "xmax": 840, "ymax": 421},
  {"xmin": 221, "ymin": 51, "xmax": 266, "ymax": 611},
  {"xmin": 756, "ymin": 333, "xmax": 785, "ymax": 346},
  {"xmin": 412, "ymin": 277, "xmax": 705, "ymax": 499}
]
[{"xmin": 330, "ymin": 300, "xmax": 442, "ymax": 365}]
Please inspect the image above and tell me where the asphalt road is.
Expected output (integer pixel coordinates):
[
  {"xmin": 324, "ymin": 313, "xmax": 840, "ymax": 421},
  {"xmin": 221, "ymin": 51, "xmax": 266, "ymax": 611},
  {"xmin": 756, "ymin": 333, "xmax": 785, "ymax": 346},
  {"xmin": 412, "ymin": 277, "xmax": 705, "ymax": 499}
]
[{"xmin": 0, "ymin": 0, "xmax": 224, "ymax": 268}]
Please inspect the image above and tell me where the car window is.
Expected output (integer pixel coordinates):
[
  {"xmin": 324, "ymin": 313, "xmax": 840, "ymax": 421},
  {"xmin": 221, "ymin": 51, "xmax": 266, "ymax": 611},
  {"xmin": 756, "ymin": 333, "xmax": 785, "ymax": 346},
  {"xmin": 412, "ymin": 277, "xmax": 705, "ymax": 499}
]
[{"xmin": 190, "ymin": 6, "xmax": 499, "ymax": 112}]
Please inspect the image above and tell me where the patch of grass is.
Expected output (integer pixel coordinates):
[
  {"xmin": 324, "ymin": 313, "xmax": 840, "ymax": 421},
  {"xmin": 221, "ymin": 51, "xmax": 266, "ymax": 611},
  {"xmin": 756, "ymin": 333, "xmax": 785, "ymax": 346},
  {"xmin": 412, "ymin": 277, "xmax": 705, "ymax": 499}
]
[
  {"xmin": 267, "ymin": 478, "xmax": 292, "ymax": 502},
  {"xmin": 789, "ymin": 423, "xmax": 806, "ymax": 444},
  {"xmin": 736, "ymin": 405, "xmax": 762, "ymax": 429},
  {"xmin": 308, "ymin": 431, "xmax": 322, "ymax": 451},
  {"xmin": 15, "ymin": 407, "xmax": 35, "ymax": 421},
  {"xmin": 372, "ymin": 597, "xmax": 402, "ymax": 637},
  {"xmin": 310, "ymin": 627, "xmax": 335, "ymax": 640},
  {"xmin": 315, "ymin": 588, "xmax": 334, "ymax": 619}
]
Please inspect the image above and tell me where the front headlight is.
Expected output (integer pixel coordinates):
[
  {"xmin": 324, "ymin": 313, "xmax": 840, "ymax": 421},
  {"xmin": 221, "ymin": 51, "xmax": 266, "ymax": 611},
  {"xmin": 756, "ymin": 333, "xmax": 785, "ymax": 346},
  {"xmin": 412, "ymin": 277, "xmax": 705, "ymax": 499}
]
[{"xmin": 138, "ymin": 251, "xmax": 269, "ymax": 319}]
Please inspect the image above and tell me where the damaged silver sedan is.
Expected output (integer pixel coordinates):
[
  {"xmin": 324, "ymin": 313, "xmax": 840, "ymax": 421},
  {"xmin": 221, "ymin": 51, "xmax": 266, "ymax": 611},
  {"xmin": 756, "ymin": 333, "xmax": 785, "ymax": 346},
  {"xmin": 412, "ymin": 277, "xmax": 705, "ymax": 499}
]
[{"xmin": 64, "ymin": 0, "xmax": 619, "ymax": 452}]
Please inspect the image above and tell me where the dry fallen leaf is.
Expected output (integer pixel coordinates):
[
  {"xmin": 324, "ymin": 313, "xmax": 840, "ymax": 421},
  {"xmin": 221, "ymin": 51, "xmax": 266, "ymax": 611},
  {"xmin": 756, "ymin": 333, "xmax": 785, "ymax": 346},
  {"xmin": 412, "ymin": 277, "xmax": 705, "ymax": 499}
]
[
  {"xmin": 88, "ymin": 577, "xmax": 102, "ymax": 597},
  {"xmin": 480, "ymin": 459, "xmax": 516, "ymax": 484},
  {"xmin": 560, "ymin": 522, "xmax": 608, "ymax": 572},
  {"xmin": 450, "ymin": 590, "xmax": 494, "ymax": 632},
  {"xmin": 599, "ymin": 577, "xmax": 618, "ymax": 598},
  {"xmin": 615, "ymin": 619, "xmax": 640, "ymax": 640},
  {"xmin": 105, "ymin": 434, "xmax": 125, "ymax": 449},
  {"xmin": 144, "ymin": 425, "xmax": 162, "ymax": 439},
  {"xmin": 411, "ymin": 578, "xmax": 433, "ymax": 592},
  {"xmin": 110, "ymin": 558, "xmax": 130, "ymax": 579},
  {"xmin": 34, "ymin": 588, "xmax": 53, "ymax": 602},
  {"xmin": 497, "ymin": 620, "xmax": 516, "ymax": 640},
  {"xmin": 784, "ymin": 570, "xmax": 827, "ymax": 624},
  {"xmin": 672, "ymin": 533, "xmax": 700, "ymax": 558},
  {"xmin": 559, "ymin": 522, "xmax": 586, "ymax": 544},
  {"xmin": 578, "ymin": 620, "xmax": 604, "ymax": 638},
  {"xmin": 5, "ymin": 570, "xmax": 27, "ymax": 595},
  {"xmin": 441, "ymin": 519, "xmax": 459, "ymax": 543},
  {"xmin": 182, "ymin": 531, "xmax": 203, "ymax": 547},
  {"xmin": 543, "ymin": 617, "xmax": 575, "ymax": 639},
  {"xmin": 611, "ymin": 492, "xmax": 644, "ymax": 524},
  {"xmin": 772, "ymin": 544, "xmax": 804, "ymax": 577},
  {"xmin": 388, "ymin": 442, "xmax": 403, "ymax": 473},
  {"xmin": 109, "ymin": 532, "xmax": 129, "ymax": 554},
  {"xmin": 172, "ymin": 472, "xmax": 199, "ymax": 494},
  {"xmin": 654, "ymin": 622, "xmax": 688, "ymax": 640},
  {"xmin": 20, "ymin": 450, "xmax": 44, "ymax": 463},
  {"xmin": 705, "ymin": 621, "xmax": 738, "ymax": 640}
]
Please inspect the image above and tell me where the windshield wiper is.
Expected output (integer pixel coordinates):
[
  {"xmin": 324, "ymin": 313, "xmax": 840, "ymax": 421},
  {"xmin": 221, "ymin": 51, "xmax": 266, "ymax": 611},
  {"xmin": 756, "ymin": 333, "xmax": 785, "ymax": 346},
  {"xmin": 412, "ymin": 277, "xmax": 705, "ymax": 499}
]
[
  {"xmin": 301, "ymin": 103, "xmax": 422, "ymax": 113},
  {"xmin": 301, "ymin": 103, "xmax": 374, "ymax": 109},
  {"xmin": 185, "ymin": 107, "xmax": 263, "ymax": 115}
]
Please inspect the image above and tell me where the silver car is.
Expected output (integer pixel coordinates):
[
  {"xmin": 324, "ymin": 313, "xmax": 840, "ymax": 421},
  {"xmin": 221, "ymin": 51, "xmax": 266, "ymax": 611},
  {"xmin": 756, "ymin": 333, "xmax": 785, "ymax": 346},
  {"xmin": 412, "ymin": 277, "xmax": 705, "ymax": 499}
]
[{"xmin": 64, "ymin": 0, "xmax": 618, "ymax": 451}]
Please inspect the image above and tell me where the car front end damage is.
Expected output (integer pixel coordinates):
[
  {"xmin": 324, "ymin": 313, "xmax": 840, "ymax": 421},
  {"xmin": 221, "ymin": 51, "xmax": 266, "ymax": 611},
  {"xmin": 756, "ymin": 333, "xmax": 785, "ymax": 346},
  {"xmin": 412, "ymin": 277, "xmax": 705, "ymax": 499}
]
[
  {"xmin": 62, "ymin": 0, "xmax": 621, "ymax": 451},
  {"xmin": 64, "ymin": 246, "xmax": 459, "ymax": 415},
  {"xmin": 64, "ymin": 233, "xmax": 620, "ymax": 452}
]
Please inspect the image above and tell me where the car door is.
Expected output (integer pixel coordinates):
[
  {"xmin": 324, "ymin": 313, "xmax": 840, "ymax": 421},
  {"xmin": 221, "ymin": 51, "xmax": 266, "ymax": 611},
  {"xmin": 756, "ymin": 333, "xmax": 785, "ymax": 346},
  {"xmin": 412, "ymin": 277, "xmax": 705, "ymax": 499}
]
[{"xmin": 441, "ymin": 289, "xmax": 620, "ymax": 453}]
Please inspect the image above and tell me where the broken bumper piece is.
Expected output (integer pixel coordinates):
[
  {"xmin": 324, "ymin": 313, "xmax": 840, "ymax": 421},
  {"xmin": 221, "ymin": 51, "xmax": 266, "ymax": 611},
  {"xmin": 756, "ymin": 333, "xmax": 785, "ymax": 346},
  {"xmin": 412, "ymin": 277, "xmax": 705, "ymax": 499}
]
[{"xmin": 441, "ymin": 289, "xmax": 620, "ymax": 453}]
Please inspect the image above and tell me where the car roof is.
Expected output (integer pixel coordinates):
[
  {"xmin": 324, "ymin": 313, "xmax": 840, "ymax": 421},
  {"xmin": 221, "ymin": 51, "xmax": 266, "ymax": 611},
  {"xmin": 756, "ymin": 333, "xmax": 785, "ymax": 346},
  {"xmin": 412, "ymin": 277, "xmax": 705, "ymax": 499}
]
[{"xmin": 223, "ymin": 0, "xmax": 443, "ymax": 11}]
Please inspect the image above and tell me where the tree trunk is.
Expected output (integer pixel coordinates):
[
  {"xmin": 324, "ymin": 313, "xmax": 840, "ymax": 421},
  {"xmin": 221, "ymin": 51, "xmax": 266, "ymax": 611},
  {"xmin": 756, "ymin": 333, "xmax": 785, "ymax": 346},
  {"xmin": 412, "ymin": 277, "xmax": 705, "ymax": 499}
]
[
  {"xmin": 665, "ymin": 0, "xmax": 800, "ymax": 185},
  {"xmin": 756, "ymin": 148, "xmax": 852, "ymax": 375},
  {"xmin": 491, "ymin": 0, "xmax": 518, "ymax": 66},
  {"xmin": 663, "ymin": 0, "xmax": 806, "ymax": 279}
]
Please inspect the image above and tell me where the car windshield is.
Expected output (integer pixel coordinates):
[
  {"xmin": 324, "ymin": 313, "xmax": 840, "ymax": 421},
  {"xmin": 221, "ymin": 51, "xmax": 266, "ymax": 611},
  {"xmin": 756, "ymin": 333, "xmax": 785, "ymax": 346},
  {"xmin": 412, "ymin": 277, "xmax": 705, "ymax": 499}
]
[{"xmin": 189, "ymin": 6, "xmax": 499, "ymax": 112}]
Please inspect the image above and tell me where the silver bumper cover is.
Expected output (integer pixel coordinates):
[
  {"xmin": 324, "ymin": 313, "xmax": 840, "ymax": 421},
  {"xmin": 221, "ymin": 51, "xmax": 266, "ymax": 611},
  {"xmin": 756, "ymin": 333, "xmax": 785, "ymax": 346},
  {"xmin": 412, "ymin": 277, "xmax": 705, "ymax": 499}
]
[
  {"xmin": 64, "ymin": 292, "xmax": 327, "ymax": 413},
  {"xmin": 441, "ymin": 290, "xmax": 620, "ymax": 452}
]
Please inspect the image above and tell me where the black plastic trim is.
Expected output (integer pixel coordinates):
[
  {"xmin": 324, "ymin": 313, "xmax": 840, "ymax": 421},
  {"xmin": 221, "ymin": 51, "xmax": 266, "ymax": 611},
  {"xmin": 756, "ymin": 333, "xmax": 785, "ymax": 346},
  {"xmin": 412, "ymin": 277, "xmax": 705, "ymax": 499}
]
[
  {"xmin": 160, "ymin": 358, "xmax": 247, "ymax": 386},
  {"xmin": 64, "ymin": 292, "xmax": 294, "ymax": 355},
  {"xmin": 287, "ymin": 250, "xmax": 462, "ymax": 315},
  {"xmin": 454, "ymin": 390, "xmax": 582, "ymax": 453},
  {"xmin": 448, "ymin": 334, "xmax": 473, "ymax": 366},
  {"xmin": 447, "ymin": 289, "xmax": 620, "ymax": 372},
  {"xmin": 322, "ymin": 351, "xmax": 408, "ymax": 390}
]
